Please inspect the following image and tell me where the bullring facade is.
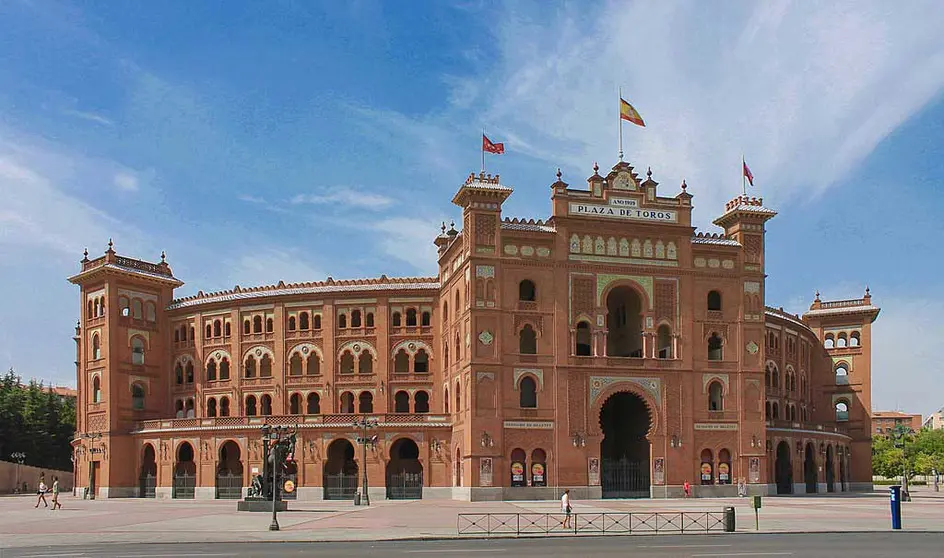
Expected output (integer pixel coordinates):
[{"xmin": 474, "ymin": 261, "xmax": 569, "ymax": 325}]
[{"xmin": 69, "ymin": 160, "xmax": 879, "ymax": 501}]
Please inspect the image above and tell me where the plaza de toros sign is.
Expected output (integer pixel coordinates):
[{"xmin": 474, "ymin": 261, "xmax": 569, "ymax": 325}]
[{"xmin": 568, "ymin": 198, "xmax": 677, "ymax": 223}]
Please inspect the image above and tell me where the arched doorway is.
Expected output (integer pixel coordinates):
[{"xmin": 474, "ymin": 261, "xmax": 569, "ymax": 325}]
[
  {"xmin": 825, "ymin": 445, "xmax": 835, "ymax": 493},
  {"xmin": 173, "ymin": 442, "xmax": 196, "ymax": 499},
  {"xmin": 215, "ymin": 441, "xmax": 243, "ymax": 499},
  {"xmin": 600, "ymin": 391, "xmax": 651, "ymax": 498},
  {"xmin": 775, "ymin": 441, "xmax": 793, "ymax": 494},
  {"xmin": 323, "ymin": 439, "xmax": 357, "ymax": 500},
  {"xmin": 386, "ymin": 438, "xmax": 423, "ymax": 499},
  {"xmin": 606, "ymin": 287, "xmax": 644, "ymax": 357},
  {"xmin": 804, "ymin": 443, "xmax": 817, "ymax": 494},
  {"xmin": 531, "ymin": 448, "xmax": 547, "ymax": 487},
  {"xmin": 282, "ymin": 460, "xmax": 298, "ymax": 500},
  {"xmin": 139, "ymin": 444, "xmax": 157, "ymax": 498}
]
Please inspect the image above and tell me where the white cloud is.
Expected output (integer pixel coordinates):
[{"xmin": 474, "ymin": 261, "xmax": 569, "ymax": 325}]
[
  {"xmin": 291, "ymin": 188, "xmax": 395, "ymax": 210},
  {"xmin": 113, "ymin": 171, "xmax": 139, "ymax": 191},
  {"xmin": 62, "ymin": 108, "xmax": 114, "ymax": 127},
  {"xmin": 370, "ymin": 217, "xmax": 445, "ymax": 275},
  {"xmin": 219, "ymin": 249, "xmax": 325, "ymax": 290}
]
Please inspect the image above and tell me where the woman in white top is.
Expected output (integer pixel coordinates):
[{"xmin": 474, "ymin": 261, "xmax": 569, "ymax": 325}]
[
  {"xmin": 35, "ymin": 480, "xmax": 48, "ymax": 508},
  {"xmin": 561, "ymin": 489, "xmax": 572, "ymax": 529}
]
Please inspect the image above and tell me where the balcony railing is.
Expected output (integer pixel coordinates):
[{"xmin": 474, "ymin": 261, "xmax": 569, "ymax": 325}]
[
  {"xmin": 135, "ymin": 413, "xmax": 452, "ymax": 432},
  {"xmin": 765, "ymin": 419, "xmax": 848, "ymax": 436}
]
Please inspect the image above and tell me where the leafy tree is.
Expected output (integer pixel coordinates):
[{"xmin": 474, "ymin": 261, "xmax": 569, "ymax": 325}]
[
  {"xmin": 0, "ymin": 368, "xmax": 76, "ymax": 472},
  {"xmin": 873, "ymin": 427, "xmax": 944, "ymax": 480}
]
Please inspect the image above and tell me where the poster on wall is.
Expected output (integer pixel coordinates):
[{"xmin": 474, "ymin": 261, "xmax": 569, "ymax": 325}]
[
  {"xmin": 653, "ymin": 458, "xmax": 665, "ymax": 485},
  {"xmin": 701, "ymin": 462, "xmax": 713, "ymax": 485},
  {"xmin": 718, "ymin": 462, "xmax": 731, "ymax": 485},
  {"xmin": 480, "ymin": 458, "xmax": 493, "ymax": 487},
  {"xmin": 588, "ymin": 457, "xmax": 600, "ymax": 486},
  {"xmin": 749, "ymin": 457, "xmax": 760, "ymax": 483},
  {"xmin": 531, "ymin": 462, "xmax": 546, "ymax": 487},
  {"xmin": 511, "ymin": 461, "xmax": 526, "ymax": 486}
]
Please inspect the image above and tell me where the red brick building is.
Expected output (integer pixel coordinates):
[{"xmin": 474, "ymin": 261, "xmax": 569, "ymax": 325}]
[
  {"xmin": 68, "ymin": 162, "xmax": 879, "ymax": 500},
  {"xmin": 872, "ymin": 411, "xmax": 922, "ymax": 436}
]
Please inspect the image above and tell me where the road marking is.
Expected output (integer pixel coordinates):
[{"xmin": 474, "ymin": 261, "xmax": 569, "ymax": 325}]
[
  {"xmin": 641, "ymin": 545, "xmax": 733, "ymax": 548},
  {"xmin": 405, "ymin": 551, "xmax": 506, "ymax": 554},
  {"xmin": 692, "ymin": 553, "xmax": 793, "ymax": 557},
  {"xmin": 114, "ymin": 555, "xmax": 230, "ymax": 558},
  {"xmin": 17, "ymin": 554, "xmax": 86, "ymax": 558}
]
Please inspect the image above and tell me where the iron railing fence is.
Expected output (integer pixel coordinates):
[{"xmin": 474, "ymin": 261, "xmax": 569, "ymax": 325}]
[{"xmin": 457, "ymin": 511, "xmax": 727, "ymax": 537}]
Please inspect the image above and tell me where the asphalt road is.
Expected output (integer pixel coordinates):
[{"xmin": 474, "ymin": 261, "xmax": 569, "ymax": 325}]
[{"xmin": 4, "ymin": 533, "xmax": 944, "ymax": 558}]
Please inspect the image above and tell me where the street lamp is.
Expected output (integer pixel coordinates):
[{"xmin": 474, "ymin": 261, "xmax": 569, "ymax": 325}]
[
  {"xmin": 353, "ymin": 416, "xmax": 379, "ymax": 506},
  {"xmin": 480, "ymin": 431, "xmax": 495, "ymax": 448},
  {"xmin": 81, "ymin": 432, "xmax": 103, "ymax": 499},
  {"xmin": 571, "ymin": 433, "xmax": 586, "ymax": 448},
  {"xmin": 260, "ymin": 424, "xmax": 297, "ymax": 531},
  {"xmin": 10, "ymin": 452, "xmax": 26, "ymax": 494},
  {"xmin": 890, "ymin": 424, "xmax": 914, "ymax": 502}
]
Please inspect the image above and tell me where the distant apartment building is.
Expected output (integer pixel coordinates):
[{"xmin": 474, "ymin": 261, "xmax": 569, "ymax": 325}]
[
  {"xmin": 923, "ymin": 411, "xmax": 944, "ymax": 430},
  {"xmin": 873, "ymin": 411, "xmax": 922, "ymax": 436}
]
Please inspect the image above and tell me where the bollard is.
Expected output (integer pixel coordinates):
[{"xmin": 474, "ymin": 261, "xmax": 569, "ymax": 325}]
[
  {"xmin": 723, "ymin": 506, "xmax": 736, "ymax": 532},
  {"xmin": 354, "ymin": 492, "xmax": 361, "ymax": 506},
  {"xmin": 890, "ymin": 485, "xmax": 902, "ymax": 530}
]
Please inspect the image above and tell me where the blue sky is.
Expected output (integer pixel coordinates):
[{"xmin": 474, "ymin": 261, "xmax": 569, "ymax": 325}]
[{"xmin": 1, "ymin": 1, "xmax": 943, "ymax": 416}]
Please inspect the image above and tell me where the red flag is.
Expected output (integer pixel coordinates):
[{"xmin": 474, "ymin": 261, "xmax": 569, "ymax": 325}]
[
  {"xmin": 483, "ymin": 134, "xmax": 504, "ymax": 154},
  {"xmin": 742, "ymin": 161, "xmax": 754, "ymax": 186}
]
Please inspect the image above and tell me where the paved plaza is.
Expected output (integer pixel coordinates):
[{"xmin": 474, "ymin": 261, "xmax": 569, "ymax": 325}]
[{"xmin": 2, "ymin": 489, "xmax": 943, "ymax": 549}]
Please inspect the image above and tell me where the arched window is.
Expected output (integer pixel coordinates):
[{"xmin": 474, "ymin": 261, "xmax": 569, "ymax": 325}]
[
  {"xmin": 175, "ymin": 399, "xmax": 185, "ymax": 418},
  {"xmin": 707, "ymin": 333, "xmax": 723, "ymax": 361},
  {"xmin": 92, "ymin": 376, "xmax": 102, "ymax": 403},
  {"xmin": 245, "ymin": 395, "xmax": 257, "ymax": 416},
  {"xmin": 213, "ymin": 320, "xmax": 221, "ymax": 337},
  {"xmin": 358, "ymin": 391, "xmax": 373, "ymax": 413},
  {"xmin": 206, "ymin": 324, "xmax": 213, "ymax": 339},
  {"xmin": 338, "ymin": 313, "xmax": 347, "ymax": 328},
  {"xmin": 365, "ymin": 312, "xmax": 374, "ymax": 327},
  {"xmin": 454, "ymin": 332, "xmax": 461, "ymax": 362},
  {"xmin": 657, "ymin": 324, "xmax": 672, "ymax": 359},
  {"xmin": 718, "ymin": 448, "xmax": 732, "ymax": 485},
  {"xmin": 174, "ymin": 329, "xmax": 181, "ymax": 343},
  {"xmin": 824, "ymin": 335, "xmax": 834, "ymax": 349},
  {"xmin": 175, "ymin": 363, "xmax": 184, "ymax": 385},
  {"xmin": 392, "ymin": 312, "xmax": 402, "ymax": 327},
  {"xmin": 414, "ymin": 349, "xmax": 429, "ymax": 373},
  {"xmin": 700, "ymin": 449, "xmax": 714, "ymax": 485},
  {"xmin": 421, "ymin": 311, "xmax": 431, "ymax": 326},
  {"xmin": 289, "ymin": 353, "xmax": 302, "ymax": 376},
  {"xmin": 835, "ymin": 401, "xmax": 849, "ymax": 422},
  {"xmin": 224, "ymin": 322, "xmax": 231, "ymax": 337},
  {"xmin": 358, "ymin": 350, "xmax": 374, "ymax": 374},
  {"xmin": 708, "ymin": 381, "xmax": 724, "ymax": 411},
  {"xmin": 243, "ymin": 319, "xmax": 251, "ymax": 335},
  {"xmin": 119, "ymin": 296, "xmax": 130, "ymax": 317},
  {"xmin": 455, "ymin": 382, "xmax": 461, "ymax": 412},
  {"xmin": 253, "ymin": 316, "xmax": 262, "ymax": 333},
  {"xmin": 394, "ymin": 391, "xmax": 410, "ymax": 413},
  {"xmin": 245, "ymin": 355, "xmax": 256, "ymax": 378},
  {"xmin": 207, "ymin": 397, "xmax": 217, "ymax": 417},
  {"xmin": 313, "ymin": 315, "xmax": 321, "ymax": 329},
  {"xmin": 406, "ymin": 308, "xmax": 417, "ymax": 326},
  {"xmin": 444, "ymin": 387, "xmax": 449, "ymax": 413},
  {"xmin": 835, "ymin": 364, "xmax": 849, "ymax": 385},
  {"xmin": 519, "ymin": 324, "xmax": 537, "ymax": 354},
  {"xmin": 259, "ymin": 354, "xmax": 272, "ymax": 377},
  {"xmin": 132, "ymin": 299, "xmax": 143, "ymax": 319},
  {"xmin": 443, "ymin": 342, "xmax": 449, "ymax": 365},
  {"xmin": 307, "ymin": 393, "xmax": 321, "ymax": 414},
  {"xmin": 98, "ymin": 297, "xmax": 106, "ymax": 316},
  {"xmin": 132, "ymin": 384, "xmax": 145, "ymax": 410},
  {"xmin": 772, "ymin": 401, "xmax": 780, "ymax": 419},
  {"xmin": 220, "ymin": 397, "xmax": 230, "ymax": 417},
  {"xmin": 850, "ymin": 332, "xmax": 860, "ymax": 347},
  {"xmin": 414, "ymin": 391, "xmax": 430, "ymax": 413},
  {"xmin": 185, "ymin": 361, "xmax": 194, "ymax": 383},
  {"xmin": 531, "ymin": 448, "xmax": 547, "ymax": 487},
  {"xmin": 351, "ymin": 310, "xmax": 362, "ymax": 328},
  {"xmin": 220, "ymin": 358, "xmax": 230, "ymax": 380},
  {"xmin": 443, "ymin": 301, "xmax": 449, "ymax": 323},
  {"xmin": 180, "ymin": 325, "xmax": 187, "ymax": 341},
  {"xmin": 340, "ymin": 351, "xmax": 354, "ymax": 374},
  {"xmin": 455, "ymin": 290, "xmax": 460, "ymax": 311},
  {"xmin": 145, "ymin": 302, "xmax": 156, "ymax": 322},
  {"xmin": 260, "ymin": 394, "xmax": 272, "ymax": 416},
  {"xmin": 394, "ymin": 349, "xmax": 410, "ymax": 373},
  {"xmin": 340, "ymin": 391, "xmax": 354, "ymax": 413},
  {"xmin": 575, "ymin": 321, "xmax": 592, "ymax": 356},
  {"xmin": 510, "ymin": 448, "xmax": 527, "ymax": 487},
  {"xmin": 88, "ymin": 299, "xmax": 95, "ymax": 319},
  {"xmin": 185, "ymin": 398, "xmax": 195, "ymax": 418},
  {"xmin": 306, "ymin": 354, "xmax": 320, "ymax": 376},
  {"xmin": 606, "ymin": 286, "xmax": 643, "ymax": 357},
  {"xmin": 266, "ymin": 318, "xmax": 273, "ymax": 333},
  {"xmin": 92, "ymin": 334, "xmax": 101, "ymax": 360},
  {"xmin": 299, "ymin": 312, "xmax": 309, "ymax": 330},
  {"xmin": 765, "ymin": 400, "xmax": 771, "ymax": 420},
  {"xmin": 190, "ymin": 326, "xmax": 195, "ymax": 341},
  {"xmin": 131, "ymin": 337, "xmax": 145, "ymax": 365},
  {"xmin": 288, "ymin": 316, "xmax": 297, "ymax": 331},
  {"xmin": 519, "ymin": 280, "xmax": 536, "ymax": 302},
  {"xmin": 289, "ymin": 393, "xmax": 302, "ymax": 415},
  {"xmin": 519, "ymin": 376, "xmax": 537, "ymax": 408}
]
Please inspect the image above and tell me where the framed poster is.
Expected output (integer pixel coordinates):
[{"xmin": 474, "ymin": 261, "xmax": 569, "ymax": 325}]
[
  {"xmin": 718, "ymin": 462, "xmax": 731, "ymax": 485},
  {"xmin": 511, "ymin": 461, "xmax": 526, "ymax": 487},
  {"xmin": 531, "ymin": 462, "xmax": 546, "ymax": 487},
  {"xmin": 749, "ymin": 457, "xmax": 760, "ymax": 483},
  {"xmin": 653, "ymin": 457, "xmax": 665, "ymax": 485},
  {"xmin": 588, "ymin": 457, "xmax": 600, "ymax": 486},
  {"xmin": 480, "ymin": 458, "xmax": 493, "ymax": 487}
]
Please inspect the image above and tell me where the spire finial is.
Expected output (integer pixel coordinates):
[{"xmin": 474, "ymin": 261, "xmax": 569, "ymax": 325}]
[
  {"xmin": 441, "ymin": 221, "xmax": 446, "ymax": 234},
  {"xmin": 815, "ymin": 290, "xmax": 821, "ymax": 301},
  {"xmin": 82, "ymin": 248, "xmax": 89, "ymax": 261},
  {"xmin": 865, "ymin": 286, "xmax": 870, "ymax": 296},
  {"xmin": 681, "ymin": 179, "xmax": 687, "ymax": 191},
  {"xmin": 556, "ymin": 168, "xmax": 562, "ymax": 181},
  {"xmin": 108, "ymin": 238, "xmax": 113, "ymax": 249},
  {"xmin": 160, "ymin": 250, "xmax": 166, "ymax": 263},
  {"xmin": 593, "ymin": 162, "xmax": 599, "ymax": 174}
]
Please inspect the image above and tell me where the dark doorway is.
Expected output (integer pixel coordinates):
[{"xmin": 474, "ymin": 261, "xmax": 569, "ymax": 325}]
[
  {"xmin": 804, "ymin": 443, "xmax": 817, "ymax": 494},
  {"xmin": 600, "ymin": 391, "xmax": 651, "ymax": 498},
  {"xmin": 840, "ymin": 452, "xmax": 848, "ymax": 492},
  {"xmin": 606, "ymin": 287, "xmax": 644, "ymax": 357},
  {"xmin": 281, "ymin": 461, "xmax": 298, "ymax": 500},
  {"xmin": 216, "ymin": 441, "xmax": 243, "ymax": 499},
  {"xmin": 323, "ymin": 439, "xmax": 357, "ymax": 500},
  {"xmin": 139, "ymin": 444, "xmax": 157, "ymax": 498},
  {"xmin": 173, "ymin": 442, "xmax": 196, "ymax": 499},
  {"xmin": 825, "ymin": 446, "xmax": 835, "ymax": 493},
  {"xmin": 775, "ymin": 441, "xmax": 793, "ymax": 494},
  {"xmin": 386, "ymin": 438, "xmax": 423, "ymax": 499}
]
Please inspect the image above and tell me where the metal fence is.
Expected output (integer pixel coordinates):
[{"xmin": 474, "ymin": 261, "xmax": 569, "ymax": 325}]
[{"xmin": 457, "ymin": 511, "xmax": 727, "ymax": 537}]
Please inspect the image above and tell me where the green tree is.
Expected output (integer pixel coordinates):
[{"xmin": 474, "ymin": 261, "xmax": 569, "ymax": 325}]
[{"xmin": 0, "ymin": 368, "xmax": 76, "ymax": 471}]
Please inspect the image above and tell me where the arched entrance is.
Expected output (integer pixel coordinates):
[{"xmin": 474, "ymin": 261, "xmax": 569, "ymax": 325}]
[
  {"xmin": 215, "ymin": 441, "xmax": 243, "ymax": 499},
  {"xmin": 173, "ymin": 442, "xmax": 196, "ymax": 499},
  {"xmin": 139, "ymin": 444, "xmax": 157, "ymax": 498},
  {"xmin": 386, "ymin": 438, "xmax": 423, "ymax": 499},
  {"xmin": 775, "ymin": 441, "xmax": 793, "ymax": 494},
  {"xmin": 281, "ymin": 461, "xmax": 298, "ymax": 500},
  {"xmin": 323, "ymin": 439, "xmax": 357, "ymax": 500},
  {"xmin": 804, "ymin": 443, "xmax": 817, "ymax": 494},
  {"xmin": 606, "ymin": 287, "xmax": 644, "ymax": 357},
  {"xmin": 600, "ymin": 391, "xmax": 651, "ymax": 498},
  {"xmin": 825, "ymin": 446, "xmax": 835, "ymax": 493}
]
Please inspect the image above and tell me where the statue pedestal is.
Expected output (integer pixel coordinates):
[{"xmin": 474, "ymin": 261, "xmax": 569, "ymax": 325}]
[{"xmin": 238, "ymin": 497, "xmax": 288, "ymax": 512}]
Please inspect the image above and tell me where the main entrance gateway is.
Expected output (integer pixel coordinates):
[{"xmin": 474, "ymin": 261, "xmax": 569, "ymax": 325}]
[
  {"xmin": 323, "ymin": 439, "xmax": 357, "ymax": 500},
  {"xmin": 386, "ymin": 438, "xmax": 423, "ymax": 499},
  {"xmin": 775, "ymin": 441, "xmax": 793, "ymax": 494},
  {"xmin": 600, "ymin": 391, "xmax": 651, "ymax": 498}
]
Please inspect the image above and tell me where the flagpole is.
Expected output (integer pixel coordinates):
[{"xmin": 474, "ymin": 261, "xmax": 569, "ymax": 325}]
[
  {"xmin": 741, "ymin": 155, "xmax": 746, "ymax": 196},
  {"xmin": 618, "ymin": 87, "xmax": 624, "ymax": 162},
  {"xmin": 482, "ymin": 128, "xmax": 486, "ymax": 173}
]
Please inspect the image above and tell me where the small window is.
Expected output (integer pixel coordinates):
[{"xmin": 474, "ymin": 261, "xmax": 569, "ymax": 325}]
[
  {"xmin": 351, "ymin": 310, "xmax": 362, "ymax": 328},
  {"xmin": 406, "ymin": 308, "xmax": 417, "ymax": 327},
  {"xmin": 394, "ymin": 390, "xmax": 410, "ymax": 413},
  {"xmin": 307, "ymin": 392, "xmax": 320, "ymax": 414},
  {"xmin": 245, "ymin": 395, "xmax": 257, "ymax": 416},
  {"xmin": 290, "ymin": 393, "xmax": 302, "ymax": 415},
  {"xmin": 92, "ymin": 334, "xmax": 101, "ymax": 360},
  {"xmin": 245, "ymin": 355, "xmax": 256, "ymax": 378},
  {"xmin": 358, "ymin": 391, "xmax": 374, "ymax": 413},
  {"xmin": 290, "ymin": 353, "xmax": 302, "ymax": 376},
  {"xmin": 119, "ymin": 297, "xmax": 130, "ymax": 317},
  {"xmin": 824, "ymin": 335, "xmax": 834, "ymax": 349},
  {"xmin": 365, "ymin": 312, "xmax": 374, "ymax": 327},
  {"xmin": 131, "ymin": 337, "xmax": 145, "ymax": 365},
  {"xmin": 207, "ymin": 397, "xmax": 217, "ymax": 417},
  {"xmin": 707, "ymin": 290, "xmax": 722, "ymax": 311},
  {"xmin": 306, "ymin": 354, "xmax": 320, "ymax": 376},
  {"xmin": 837, "ymin": 333, "xmax": 847, "ymax": 348},
  {"xmin": 207, "ymin": 359, "xmax": 217, "ymax": 381},
  {"xmin": 220, "ymin": 358, "xmax": 230, "ymax": 380},
  {"xmin": 132, "ymin": 384, "xmax": 145, "ymax": 410},
  {"xmin": 575, "ymin": 322, "xmax": 592, "ymax": 356},
  {"xmin": 519, "ymin": 376, "xmax": 537, "ymax": 408},
  {"xmin": 145, "ymin": 302, "xmax": 156, "ymax": 322},
  {"xmin": 518, "ymin": 280, "xmax": 536, "ymax": 302},
  {"xmin": 836, "ymin": 401, "xmax": 849, "ymax": 422},
  {"xmin": 394, "ymin": 349, "xmax": 410, "ymax": 373},
  {"xmin": 657, "ymin": 325, "xmax": 672, "ymax": 359},
  {"xmin": 224, "ymin": 322, "xmax": 231, "ymax": 337},
  {"xmin": 421, "ymin": 311, "xmax": 431, "ymax": 326},
  {"xmin": 253, "ymin": 316, "xmax": 262, "ymax": 333},
  {"xmin": 260, "ymin": 354, "xmax": 272, "ymax": 377},
  {"xmin": 392, "ymin": 312, "xmax": 402, "ymax": 327},
  {"xmin": 243, "ymin": 320, "xmax": 251, "ymax": 335},
  {"xmin": 707, "ymin": 333, "xmax": 723, "ymax": 361},
  {"xmin": 92, "ymin": 376, "xmax": 102, "ymax": 403},
  {"xmin": 175, "ymin": 363, "xmax": 184, "ymax": 384},
  {"xmin": 299, "ymin": 312, "xmax": 309, "ymax": 330},
  {"xmin": 213, "ymin": 320, "xmax": 221, "ymax": 337},
  {"xmin": 205, "ymin": 324, "xmax": 212, "ymax": 339},
  {"xmin": 850, "ymin": 332, "xmax": 860, "ymax": 347},
  {"xmin": 338, "ymin": 314, "xmax": 347, "ymax": 328},
  {"xmin": 266, "ymin": 318, "xmax": 273, "ymax": 333},
  {"xmin": 340, "ymin": 351, "xmax": 355, "ymax": 374},
  {"xmin": 340, "ymin": 392, "xmax": 355, "ymax": 414},
  {"xmin": 358, "ymin": 350, "xmax": 374, "ymax": 375},
  {"xmin": 220, "ymin": 397, "xmax": 230, "ymax": 417},
  {"xmin": 835, "ymin": 365, "xmax": 849, "ymax": 385},
  {"xmin": 185, "ymin": 361, "xmax": 194, "ymax": 383},
  {"xmin": 519, "ymin": 324, "xmax": 537, "ymax": 354},
  {"xmin": 261, "ymin": 394, "xmax": 272, "ymax": 416},
  {"xmin": 414, "ymin": 349, "xmax": 429, "ymax": 373},
  {"xmin": 314, "ymin": 315, "xmax": 322, "ymax": 329},
  {"xmin": 288, "ymin": 316, "xmax": 297, "ymax": 331},
  {"xmin": 708, "ymin": 381, "xmax": 724, "ymax": 411},
  {"xmin": 132, "ymin": 299, "xmax": 143, "ymax": 319},
  {"xmin": 414, "ymin": 391, "xmax": 430, "ymax": 413}
]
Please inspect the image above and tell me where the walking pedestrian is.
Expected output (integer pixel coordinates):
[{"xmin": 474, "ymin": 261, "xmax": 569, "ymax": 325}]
[
  {"xmin": 561, "ymin": 489, "xmax": 572, "ymax": 529},
  {"xmin": 34, "ymin": 479, "xmax": 48, "ymax": 508},
  {"xmin": 51, "ymin": 476, "xmax": 62, "ymax": 510},
  {"xmin": 683, "ymin": 480, "xmax": 692, "ymax": 498}
]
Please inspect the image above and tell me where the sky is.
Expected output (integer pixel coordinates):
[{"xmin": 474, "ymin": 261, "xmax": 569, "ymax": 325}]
[{"xmin": 1, "ymin": 0, "xmax": 943, "ymax": 416}]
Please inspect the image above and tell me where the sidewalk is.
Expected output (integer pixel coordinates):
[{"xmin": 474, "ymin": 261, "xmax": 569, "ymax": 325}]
[{"xmin": 2, "ymin": 489, "xmax": 943, "ymax": 549}]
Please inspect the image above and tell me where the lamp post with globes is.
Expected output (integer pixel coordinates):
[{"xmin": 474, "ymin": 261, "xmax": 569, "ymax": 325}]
[
  {"xmin": 80, "ymin": 432, "xmax": 102, "ymax": 499},
  {"xmin": 11, "ymin": 452, "xmax": 26, "ymax": 494},
  {"xmin": 353, "ymin": 416, "xmax": 378, "ymax": 506},
  {"xmin": 260, "ymin": 424, "xmax": 297, "ymax": 531}
]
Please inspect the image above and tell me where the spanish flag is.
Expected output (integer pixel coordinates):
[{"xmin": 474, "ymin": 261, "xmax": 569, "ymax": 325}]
[{"xmin": 620, "ymin": 97, "xmax": 645, "ymax": 127}]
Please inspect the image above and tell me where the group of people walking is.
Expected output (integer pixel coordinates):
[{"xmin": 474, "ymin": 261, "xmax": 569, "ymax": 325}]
[{"xmin": 33, "ymin": 474, "xmax": 63, "ymax": 510}]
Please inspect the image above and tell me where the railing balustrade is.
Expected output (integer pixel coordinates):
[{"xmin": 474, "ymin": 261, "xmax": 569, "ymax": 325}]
[{"xmin": 457, "ymin": 511, "xmax": 727, "ymax": 537}]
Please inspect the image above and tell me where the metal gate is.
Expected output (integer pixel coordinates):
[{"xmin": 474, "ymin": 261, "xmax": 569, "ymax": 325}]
[
  {"xmin": 173, "ymin": 472, "xmax": 196, "ymax": 499},
  {"xmin": 323, "ymin": 473, "xmax": 357, "ymax": 500},
  {"xmin": 387, "ymin": 471, "xmax": 423, "ymax": 500},
  {"xmin": 601, "ymin": 458, "xmax": 650, "ymax": 498},
  {"xmin": 215, "ymin": 472, "xmax": 243, "ymax": 499},
  {"xmin": 139, "ymin": 473, "xmax": 156, "ymax": 498},
  {"xmin": 281, "ymin": 471, "xmax": 298, "ymax": 500}
]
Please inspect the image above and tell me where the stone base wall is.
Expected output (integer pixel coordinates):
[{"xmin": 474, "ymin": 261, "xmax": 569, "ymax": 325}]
[{"xmin": 0, "ymin": 460, "xmax": 73, "ymax": 494}]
